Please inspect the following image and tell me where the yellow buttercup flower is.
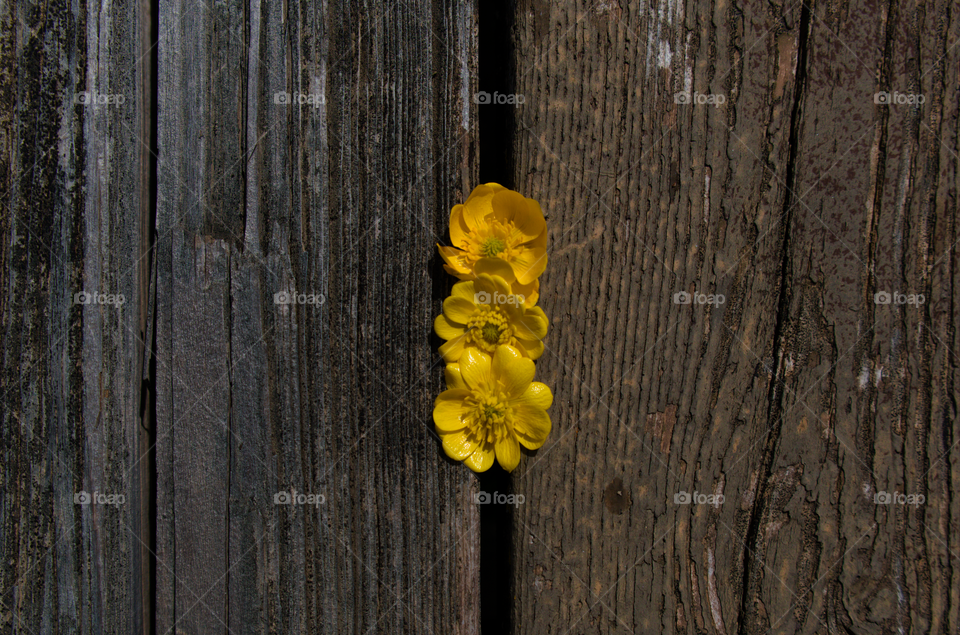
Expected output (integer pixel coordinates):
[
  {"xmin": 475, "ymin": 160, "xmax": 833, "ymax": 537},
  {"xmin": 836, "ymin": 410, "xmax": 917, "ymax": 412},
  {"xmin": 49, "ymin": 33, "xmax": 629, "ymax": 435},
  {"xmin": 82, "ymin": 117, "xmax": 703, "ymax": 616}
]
[
  {"xmin": 434, "ymin": 273, "xmax": 548, "ymax": 363},
  {"xmin": 434, "ymin": 346, "xmax": 553, "ymax": 473},
  {"xmin": 438, "ymin": 183, "xmax": 548, "ymax": 306}
]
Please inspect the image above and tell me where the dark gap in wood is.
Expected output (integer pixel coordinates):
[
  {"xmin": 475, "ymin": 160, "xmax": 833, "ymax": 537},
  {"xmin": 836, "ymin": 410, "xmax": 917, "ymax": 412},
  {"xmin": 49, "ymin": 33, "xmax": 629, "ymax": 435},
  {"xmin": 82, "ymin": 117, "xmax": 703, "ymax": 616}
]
[
  {"xmin": 736, "ymin": 3, "xmax": 812, "ymax": 633},
  {"xmin": 478, "ymin": 0, "xmax": 516, "ymax": 188},
  {"xmin": 140, "ymin": 0, "xmax": 160, "ymax": 630},
  {"xmin": 478, "ymin": 1, "xmax": 517, "ymax": 632},
  {"xmin": 478, "ymin": 466, "xmax": 513, "ymax": 633}
]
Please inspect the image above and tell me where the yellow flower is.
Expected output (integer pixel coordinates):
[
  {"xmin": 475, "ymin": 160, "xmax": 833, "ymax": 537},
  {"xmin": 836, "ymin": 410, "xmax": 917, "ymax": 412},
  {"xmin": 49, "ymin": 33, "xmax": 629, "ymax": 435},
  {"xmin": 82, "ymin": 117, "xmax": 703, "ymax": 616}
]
[
  {"xmin": 434, "ymin": 346, "xmax": 553, "ymax": 473},
  {"xmin": 438, "ymin": 183, "xmax": 548, "ymax": 305},
  {"xmin": 434, "ymin": 274, "xmax": 548, "ymax": 362}
]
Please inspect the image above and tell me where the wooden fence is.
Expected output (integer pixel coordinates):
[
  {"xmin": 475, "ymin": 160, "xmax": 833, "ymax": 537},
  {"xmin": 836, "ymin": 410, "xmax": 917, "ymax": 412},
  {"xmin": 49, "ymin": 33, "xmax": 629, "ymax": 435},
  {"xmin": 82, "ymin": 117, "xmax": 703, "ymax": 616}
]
[{"xmin": 1, "ymin": 0, "xmax": 958, "ymax": 633}]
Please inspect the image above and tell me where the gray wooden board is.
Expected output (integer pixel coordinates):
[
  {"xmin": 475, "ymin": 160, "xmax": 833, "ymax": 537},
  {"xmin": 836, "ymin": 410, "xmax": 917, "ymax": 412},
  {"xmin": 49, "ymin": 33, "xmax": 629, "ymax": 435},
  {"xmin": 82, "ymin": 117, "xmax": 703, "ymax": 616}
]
[
  {"xmin": 0, "ymin": 0, "xmax": 151, "ymax": 633},
  {"xmin": 154, "ymin": 1, "xmax": 480, "ymax": 633}
]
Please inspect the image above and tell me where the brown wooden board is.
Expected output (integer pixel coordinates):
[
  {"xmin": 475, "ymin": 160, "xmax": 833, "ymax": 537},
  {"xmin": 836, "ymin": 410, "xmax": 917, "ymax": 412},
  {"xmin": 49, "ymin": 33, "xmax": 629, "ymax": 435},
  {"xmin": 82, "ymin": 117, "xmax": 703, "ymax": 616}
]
[
  {"xmin": 154, "ymin": 1, "xmax": 480, "ymax": 633},
  {"xmin": 0, "ymin": 0, "xmax": 153, "ymax": 633},
  {"xmin": 509, "ymin": 0, "xmax": 959, "ymax": 633}
]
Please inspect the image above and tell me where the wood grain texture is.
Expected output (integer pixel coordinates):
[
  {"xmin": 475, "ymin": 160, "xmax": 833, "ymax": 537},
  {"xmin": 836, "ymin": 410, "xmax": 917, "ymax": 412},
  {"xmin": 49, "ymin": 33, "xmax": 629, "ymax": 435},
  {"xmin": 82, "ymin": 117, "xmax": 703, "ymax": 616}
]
[
  {"xmin": 0, "ymin": 0, "xmax": 152, "ymax": 633},
  {"xmin": 154, "ymin": 1, "xmax": 480, "ymax": 633},
  {"xmin": 509, "ymin": 0, "xmax": 959, "ymax": 633}
]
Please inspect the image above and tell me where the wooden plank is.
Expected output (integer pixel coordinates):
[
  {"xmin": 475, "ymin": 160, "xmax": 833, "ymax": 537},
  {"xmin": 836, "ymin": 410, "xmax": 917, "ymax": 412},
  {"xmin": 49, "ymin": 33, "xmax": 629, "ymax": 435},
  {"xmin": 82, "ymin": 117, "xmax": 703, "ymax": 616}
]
[
  {"xmin": 0, "ymin": 0, "xmax": 152, "ymax": 633},
  {"xmin": 155, "ymin": 1, "xmax": 480, "ymax": 633},
  {"xmin": 509, "ymin": 0, "xmax": 959, "ymax": 633}
]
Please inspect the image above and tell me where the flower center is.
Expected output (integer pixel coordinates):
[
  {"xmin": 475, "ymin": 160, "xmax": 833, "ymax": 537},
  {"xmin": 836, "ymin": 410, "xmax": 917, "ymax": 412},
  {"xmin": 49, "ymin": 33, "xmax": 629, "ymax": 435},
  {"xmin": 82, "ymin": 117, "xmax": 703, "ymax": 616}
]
[
  {"xmin": 480, "ymin": 236, "xmax": 506, "ymax": 257},
  {"xmin": 464, "ymin": 393, "xmax": 514, "ymax": 444},
  {"xmin": 481, "ymin": 323, "xmax": 501, "ymax": 343},
  {"xmin": 466, "ymin": 306, "xmax": 515, "ymax": 352}
]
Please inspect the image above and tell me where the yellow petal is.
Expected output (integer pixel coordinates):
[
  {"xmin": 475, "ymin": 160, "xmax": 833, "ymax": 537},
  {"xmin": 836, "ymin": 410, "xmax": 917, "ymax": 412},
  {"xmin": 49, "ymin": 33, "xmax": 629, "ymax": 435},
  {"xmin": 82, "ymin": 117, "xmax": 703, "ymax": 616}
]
[
  {"xmin": 512, "ymin": 278, "xmax": 539, "ymax": 307},
  {"xmin": 443, "ymin": 296, "xmax": 477, "ymax": 324},
  {"xmin": 438, "ymin": 246, "xmax": 472, "ymax": 277},
  {"xmin": 441, "ymin": 430, "xmax": 480, "ymax": 461},
  {"xmin": 444, "ymin": 363, "xmax": 468, "ymax": 390},
  {"xmin": 464, "ymin": 439, "xmax": 495, "ymax": 472},
  {"xmin": 493, "ymin": 190, "xmax": 546, "ymax": 243},
  {"xmin": 449, "ymin": 205, "xmax": 471, "ymax": 247},
  {"xmin": 488, "ymin": 274, "xmax": 513, "ymax": 302},
  {"xmin": 527, "ymin": 225, "xmax": 548, "ymax": 250},
  {"xmin": 460, "ymin": 348, "xmax": 493, "ymax": 391},
  {"xmin": 473, "ymin": 274, "xmax": 498, "ymax": 304},
  {"xmin": 514, "ymin": 381, "xmax": 553, "ymax": 410},
  {"xmin": 474, "ymin": 257, "xmax": 516, "ymax": 283},
  {"xmin": 466, "ymin": 183, "xmax": 505, "ymax": 202},
  {"xmin": 443, "ymin": 264, "xmax": 470, "ymax": 279},
  {"xmin": 450, "ymin": 280, "xmax": 476, "ymax": 302},
  {"xmin": 515, "ymin": 310, "xmax": 548, "ymax": 340},
  {"xmin": 512, "ymin": 404, "xmax": 552, "ymax": 449},
  {"xmin": 511, "ymin": 247, "xmax": 548, "ymax": 285},
  {"xmin": 439, "ymin": 335, "xmax": 466, "ymax": 362},
  {"xmin": 516, "ymin": 337, "xmax": 545, "ymax": 360},
  {"xmin": 434, "ymin": 389, "xmax": 470, "ymax": 432},
  {"xmin": 492, "ymin": 345, "xmax": 535, "ymax": 398},
  {"xmin": 462, "ymin": 194, "xmax": 494, "ymax": 229},
  {"xmin": 495, "ymin": 436, "xmax": 521, "ymax": 472},
  {"xmin": 434, "ymin": 314, "xmax": 465, "ymax": 340}
]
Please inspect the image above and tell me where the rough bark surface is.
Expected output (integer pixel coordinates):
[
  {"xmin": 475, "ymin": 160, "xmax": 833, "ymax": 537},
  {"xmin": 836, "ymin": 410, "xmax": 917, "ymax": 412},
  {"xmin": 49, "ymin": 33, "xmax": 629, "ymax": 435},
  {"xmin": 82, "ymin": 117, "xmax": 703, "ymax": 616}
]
[{"xmin": 510, "ymin": 0, "xmax": 959, "ymax": 633}]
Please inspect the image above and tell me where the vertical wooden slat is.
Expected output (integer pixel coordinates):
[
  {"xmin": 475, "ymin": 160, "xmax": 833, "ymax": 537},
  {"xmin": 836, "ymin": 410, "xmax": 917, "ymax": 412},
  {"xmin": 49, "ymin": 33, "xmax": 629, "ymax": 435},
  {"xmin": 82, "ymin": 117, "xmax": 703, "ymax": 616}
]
[
  {"xmin": 510, "ymin": 0, "xmax": 959, "ymax": 633},
  {"xmin": 155, "ymin": 1, "xmax": 480, "ymax": 633},
  {"xmin": 0, "ymin": 0, "xmax": 151, "ymax": 633}
]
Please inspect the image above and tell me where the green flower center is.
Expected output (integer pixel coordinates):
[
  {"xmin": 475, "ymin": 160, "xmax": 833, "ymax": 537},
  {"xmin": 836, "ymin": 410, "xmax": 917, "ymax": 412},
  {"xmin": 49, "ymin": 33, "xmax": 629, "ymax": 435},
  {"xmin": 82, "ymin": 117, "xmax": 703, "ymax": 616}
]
[
  {"xmin": 482, "ymin": 402, "xmax": 505, "ymax": 420},
  {"xmin": 467, "ymin": 306, "xmax": 515, "ymax": 352},
  {"xmin": 464, "ymin": 393, "xmax": 514, "ymax": 443},
  {"xmin": 481, "ymin": 323, "xmax": 501, "ymax": 343},
  {"xmin": 480, "ymin": 237, "xmax": 506, "ymax": 257}
]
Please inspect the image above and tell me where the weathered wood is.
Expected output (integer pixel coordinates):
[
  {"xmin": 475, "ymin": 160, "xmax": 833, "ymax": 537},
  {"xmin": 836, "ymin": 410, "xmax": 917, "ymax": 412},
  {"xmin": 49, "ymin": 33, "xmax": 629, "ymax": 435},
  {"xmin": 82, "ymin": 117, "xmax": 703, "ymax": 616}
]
[
  {"xmin": 154, "ymin": 1, "xmax": 480, "ymax": 633},
  {"xmin": 0, "ymin": 0, "xmax": 152, "ymax": 633},
  {"xmin": 510, "ymin": 0, "xmax": 959, "ymax": 633}
]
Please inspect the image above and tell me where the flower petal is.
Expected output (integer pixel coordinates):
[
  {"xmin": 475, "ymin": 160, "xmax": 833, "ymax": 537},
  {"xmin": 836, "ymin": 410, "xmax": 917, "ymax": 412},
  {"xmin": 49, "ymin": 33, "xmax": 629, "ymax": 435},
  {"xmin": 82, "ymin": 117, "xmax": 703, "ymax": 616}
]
[
  {"xmin": 443, "ymin": 296, "xmax": 477, "ymax": 324},
  {"xmin": 439, "ymin": 335, "xmax": 466, "ymax": 363},
  {"xmin": 515, "ymin": 309, "xmax": 548, "ymax": 340},
  {"xmin": 474, "ymin": 257, "xmax": 516, "ymax": 283},
  {"xmin": 512, "ymin": 278, "xmax": 539, "ymax": 307},
  {"xmin": 514, "ymin": 381, "xmax": 553, "ymax": 410},
  {"xmin": 515, "ymin": 337, "xmax": 545, "ymax": 360},
  {"xmin": 464, "ymin": 439, "xmax": 495, "ymax": 472},
  {"xmin": 434, "ymin": 314, "xmax": 465, "ymax": 340},
  {"xmin": 473, "ymin": 274, "xmax": 497, "ymax": 304},
  {"xmin": 441, "ymin": 429, "xmax": 480, "ymax": 461},
  {"xmin": 434, "ymin": 389, "xmax": 471, "ymax": 432},
  {"xmin": 460, "ymin": 348, "xmax": 493, "ymax": 391},
  {"xmin": 527, "ymin": 225, "xmax": 548, "ymax": 251},
  {"xmin": 488, "ymin": 274, "xmax": 513, "ymax": 302},
  {"xmin": 438, "ymin": 245, "xmax": 471, "ymax": 277},
  {"xmin": 511, "ymin": 247, "xmax": 548, "ymax": 285},
  {"xmin": 468, "ymin": 183, "xmax": 506, "ymax": 199},
  {"xmin": 450, "ymin": 280, "xmax": 476, "ymax": 302},
  {"xmin": 495, "ymin": 436, "xmax": 521, "ymax": 472},
  {"xmin": 492, "ymin": 345, "xmax": 535, "ymax": 398},
  {"xmin": 462, "ymin": 193, "xmax": 494, "ymax": 229},
  {"xmin": 512, "ymin": 403, "xmax": 552, "ymax": 449},
  {"xmin": 444, "ymin": 363, "xmax": 468, "ymax": 390},
  {"xmin": 493, "ymin": 190, "xmax": 546, "ymax": 243},
  {"xmin": 449, "ymin": 205, "xmax": 471, "ymax": 247}
]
